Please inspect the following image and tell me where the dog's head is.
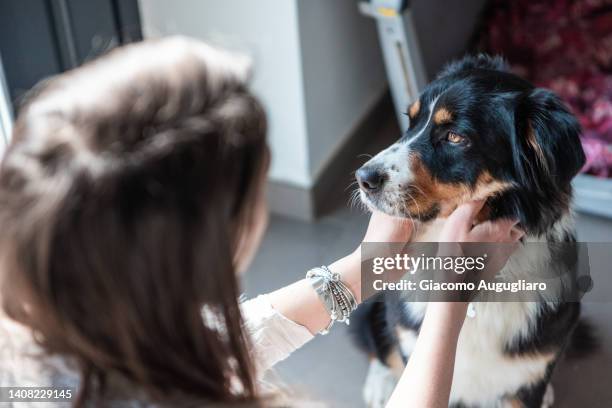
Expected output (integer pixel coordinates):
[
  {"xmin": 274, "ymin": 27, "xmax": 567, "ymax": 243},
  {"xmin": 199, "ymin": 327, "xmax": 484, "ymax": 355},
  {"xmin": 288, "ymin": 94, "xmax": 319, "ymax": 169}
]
[{"xmin": 356, "ymin": 55, "xmax": 585, "ymax": 235}]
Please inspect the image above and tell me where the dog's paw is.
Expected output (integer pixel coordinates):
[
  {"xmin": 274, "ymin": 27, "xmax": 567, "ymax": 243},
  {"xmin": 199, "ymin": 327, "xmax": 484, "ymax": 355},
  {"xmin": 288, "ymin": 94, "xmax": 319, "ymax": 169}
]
[
  {"xmin": 541, "ymin": 384, "xmax": 554, "ymax": 408},
  {"xmin": 363, "ymin": 359, "xmax": 397, "ymax": 408}
]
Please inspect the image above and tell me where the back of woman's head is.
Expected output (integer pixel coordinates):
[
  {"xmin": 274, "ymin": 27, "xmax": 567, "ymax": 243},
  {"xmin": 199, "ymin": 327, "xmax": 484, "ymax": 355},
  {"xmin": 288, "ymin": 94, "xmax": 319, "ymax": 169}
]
[{"xmin": 0, "ymin": 37, "xmax": 268, "ymax": 405}]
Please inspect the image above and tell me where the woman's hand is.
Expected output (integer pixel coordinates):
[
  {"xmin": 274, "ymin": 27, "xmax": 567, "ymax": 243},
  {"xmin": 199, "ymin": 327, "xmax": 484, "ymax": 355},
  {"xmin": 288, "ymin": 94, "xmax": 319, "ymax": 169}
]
[
  {"xmin": 361, "ymin": 211, "xmax": 415, "ymax": 244},
  {"xmin": 439, "ymin": 199, "xmax": 523, "ymax": 243},
  {"xmin": 437, "ymin": 200, "xmax": 524, "ymax": 289},
  {"xmin": 331, "ymin": 212, "xmax": 414, "ymax": 304}
]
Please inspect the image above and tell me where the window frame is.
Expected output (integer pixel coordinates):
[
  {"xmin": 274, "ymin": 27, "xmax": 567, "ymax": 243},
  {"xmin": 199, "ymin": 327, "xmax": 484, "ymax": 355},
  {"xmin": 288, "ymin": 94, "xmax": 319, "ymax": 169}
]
[{"xmin": 0, "ymin": 52, "xmax": 13, "ymax": 156}]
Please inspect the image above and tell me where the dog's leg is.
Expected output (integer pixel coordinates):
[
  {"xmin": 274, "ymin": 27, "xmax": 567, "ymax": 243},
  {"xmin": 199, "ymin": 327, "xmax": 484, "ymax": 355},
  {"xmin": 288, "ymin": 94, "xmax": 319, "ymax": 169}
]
[
  {"xmin": 363, "ymin": 358, "xmax": 398, "ymax": 408},
  {"xmin": 541, "ymin": 384, "xmax": 554, "ymax": 408},
  {"xmin": 499, "ymin": 397, "xmax": 525, "ymax": 408},
  {"xmin": 502, "ymin": 380, "xmax": 555, "ymax": 408}
]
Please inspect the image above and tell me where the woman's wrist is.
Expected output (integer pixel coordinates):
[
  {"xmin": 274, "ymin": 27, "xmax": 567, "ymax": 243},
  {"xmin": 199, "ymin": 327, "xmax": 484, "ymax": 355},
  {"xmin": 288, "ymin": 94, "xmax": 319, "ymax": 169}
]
[
  {"xmin": 424, "ymin": 302, "xmax": 468, "ymax": 335},
  {"xmin": 328, "ymin": 249, "xmax": 362, "ymax": 304}
]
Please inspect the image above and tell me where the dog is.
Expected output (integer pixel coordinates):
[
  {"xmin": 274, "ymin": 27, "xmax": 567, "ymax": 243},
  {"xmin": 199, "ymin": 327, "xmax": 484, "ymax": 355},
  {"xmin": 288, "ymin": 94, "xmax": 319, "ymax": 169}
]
[{"xmin": 351, "ymin": 55, "xmax": 596, "ymax": 408}]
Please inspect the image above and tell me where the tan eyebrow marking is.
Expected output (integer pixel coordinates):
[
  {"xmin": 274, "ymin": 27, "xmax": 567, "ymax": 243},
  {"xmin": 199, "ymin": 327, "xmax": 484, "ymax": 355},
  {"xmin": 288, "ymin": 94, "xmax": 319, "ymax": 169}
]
[
  {"xmin": 433, "ymin": 107, "xmax": 453, "ymax": 125},
  {"xmin": 526, "ymin": 122, "xmax": 549, "ymax": 173},
  {"xmin": 408, "ymin": 100, "xmax": 420, "ymax": 118}
]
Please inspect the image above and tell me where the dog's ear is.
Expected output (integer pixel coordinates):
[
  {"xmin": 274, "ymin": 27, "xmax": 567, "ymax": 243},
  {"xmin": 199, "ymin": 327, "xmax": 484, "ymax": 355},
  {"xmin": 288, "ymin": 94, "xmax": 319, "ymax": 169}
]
[
  {"xmin": 437, "ymin": 54, "xmax": 508, "ymax": 79},
  {"xmin": 512, "ymin": 88, "xmax": 585, "ymax": 190}
]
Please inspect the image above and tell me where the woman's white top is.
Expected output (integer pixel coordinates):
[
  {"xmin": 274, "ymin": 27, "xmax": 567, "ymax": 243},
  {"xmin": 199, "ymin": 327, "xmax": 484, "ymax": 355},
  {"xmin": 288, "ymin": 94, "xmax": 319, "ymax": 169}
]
[
  {"xmin": 0, "ymin": 294, "xmax": 314, "ymax": 407},
  {"xmin": 241, "ymin": 295, "xmax": 313, "ymax": 372}
]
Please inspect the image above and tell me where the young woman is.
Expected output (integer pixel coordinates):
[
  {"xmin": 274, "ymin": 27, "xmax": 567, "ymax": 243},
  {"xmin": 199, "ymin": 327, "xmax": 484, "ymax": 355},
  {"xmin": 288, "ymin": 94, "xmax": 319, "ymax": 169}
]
[{"xmin": 0, "ymin": 38, "xmax": 522, "ymax": 407}]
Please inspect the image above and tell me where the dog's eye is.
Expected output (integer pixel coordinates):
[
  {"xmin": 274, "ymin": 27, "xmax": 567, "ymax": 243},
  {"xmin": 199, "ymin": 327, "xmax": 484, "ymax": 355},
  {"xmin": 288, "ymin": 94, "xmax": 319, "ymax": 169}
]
[{"xmin": 446, "ymin": 132, "xmax": 465, "ymax": 144}]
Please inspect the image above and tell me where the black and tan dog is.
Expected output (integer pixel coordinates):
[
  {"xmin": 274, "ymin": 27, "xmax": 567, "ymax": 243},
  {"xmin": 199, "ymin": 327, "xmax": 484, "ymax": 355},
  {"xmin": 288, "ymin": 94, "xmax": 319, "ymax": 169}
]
[{"xmin": 351, "ymin": 55, "xmax": 594, "ymax": 408}]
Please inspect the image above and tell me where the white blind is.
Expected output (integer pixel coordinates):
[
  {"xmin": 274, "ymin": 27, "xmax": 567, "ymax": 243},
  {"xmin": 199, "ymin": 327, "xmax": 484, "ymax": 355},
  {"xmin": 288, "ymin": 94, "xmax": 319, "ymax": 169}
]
[{"xmin": 0, "ymin": 53, "xmax": 13, "ymax": 157}]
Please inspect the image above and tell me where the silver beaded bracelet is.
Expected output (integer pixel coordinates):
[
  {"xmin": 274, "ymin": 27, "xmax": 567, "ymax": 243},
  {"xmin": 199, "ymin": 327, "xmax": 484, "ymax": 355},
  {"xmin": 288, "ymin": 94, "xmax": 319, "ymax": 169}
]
[{"xmin": 306, "ymin": 265, "xmax": 358, "ymax": 335}]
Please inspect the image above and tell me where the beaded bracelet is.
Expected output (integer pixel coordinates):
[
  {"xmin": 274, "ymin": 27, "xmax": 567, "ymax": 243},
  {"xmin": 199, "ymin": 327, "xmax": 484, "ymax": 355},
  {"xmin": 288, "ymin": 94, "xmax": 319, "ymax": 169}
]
[{"xmin": 306, "ymin": 265, "xmax": 358, "ymax": 335}]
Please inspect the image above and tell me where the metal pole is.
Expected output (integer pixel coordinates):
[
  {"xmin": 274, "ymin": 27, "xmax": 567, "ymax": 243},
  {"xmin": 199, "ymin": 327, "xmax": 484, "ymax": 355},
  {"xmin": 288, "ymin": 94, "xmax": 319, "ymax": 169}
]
[{"xmin": 359, "ymin": 0, "xmax": 427, "ymax": 131}]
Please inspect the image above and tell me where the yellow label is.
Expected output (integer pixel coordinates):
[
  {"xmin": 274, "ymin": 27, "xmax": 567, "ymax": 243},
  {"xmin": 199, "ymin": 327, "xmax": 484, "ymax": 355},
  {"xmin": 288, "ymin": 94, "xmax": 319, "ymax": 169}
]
[{"xmin": 377, "ymin": 7, "xmax": 398, "ymax": 17}]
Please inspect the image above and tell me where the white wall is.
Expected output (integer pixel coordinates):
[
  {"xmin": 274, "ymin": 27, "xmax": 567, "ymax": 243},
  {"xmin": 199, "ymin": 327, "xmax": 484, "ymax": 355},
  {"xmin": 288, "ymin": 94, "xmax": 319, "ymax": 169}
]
[
  {"xmin": 138, "ymin": 0, "xmax": 312, "ymax": 187},
  {"xmin": 138, "ymin": 0, "xmax": 387, "ymax": 189},
  {"xmin": 297, "ymin": 0, "xmax": 386, "ymax": 180}
]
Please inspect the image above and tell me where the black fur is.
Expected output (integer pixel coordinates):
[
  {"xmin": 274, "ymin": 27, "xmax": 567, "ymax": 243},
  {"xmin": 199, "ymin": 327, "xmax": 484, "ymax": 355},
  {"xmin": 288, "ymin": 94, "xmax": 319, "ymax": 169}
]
[
  {"xmin": 505, "ymin": 302, "xmax": 581, "ymax": 356},
  {"xmin": 436, "ymin": 54, "xmax": 509, "ymax": 79},
  {"xmin": 566, "ymin": 319, "xmax": 599, "ymax": 359},
  {"xmin": 515, "ymin": 363, "xmax": 555, "ymax": 408}
]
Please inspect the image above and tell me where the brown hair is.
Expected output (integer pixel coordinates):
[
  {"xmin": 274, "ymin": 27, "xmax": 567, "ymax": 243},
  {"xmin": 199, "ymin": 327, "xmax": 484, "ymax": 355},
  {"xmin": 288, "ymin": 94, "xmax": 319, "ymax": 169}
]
[{"xmin": 0, "ymin": 37, "xmax": 268, "ymax": 406}]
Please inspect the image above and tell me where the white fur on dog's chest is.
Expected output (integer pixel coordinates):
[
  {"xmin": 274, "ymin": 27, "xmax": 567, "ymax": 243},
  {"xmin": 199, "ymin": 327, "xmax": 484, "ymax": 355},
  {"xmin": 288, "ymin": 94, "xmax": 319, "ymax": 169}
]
[
  {"xmin": 400, "ymin": 301, "xmax": 552, "ymax": 406},
  {"xmin": 451, "ymin": 302, "xmax": 552, "ymax": 406}
]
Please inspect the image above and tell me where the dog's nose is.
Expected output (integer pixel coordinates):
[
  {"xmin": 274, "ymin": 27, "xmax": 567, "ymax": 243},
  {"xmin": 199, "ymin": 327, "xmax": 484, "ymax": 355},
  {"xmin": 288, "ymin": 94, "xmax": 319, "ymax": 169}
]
[{"xmin": 356, "ymin": 167, "xmax": 386, "ymax": 192}]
